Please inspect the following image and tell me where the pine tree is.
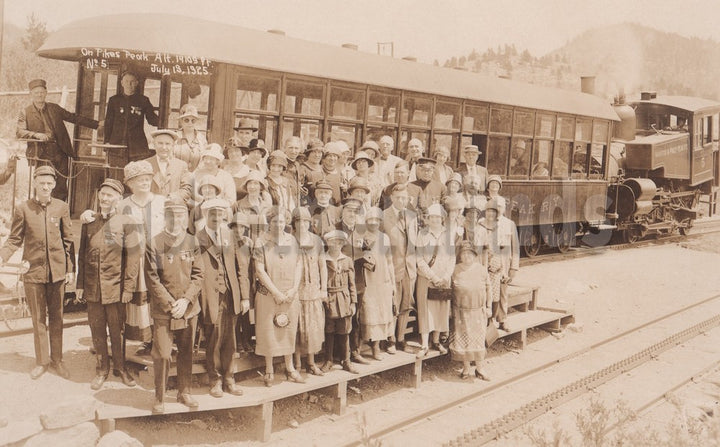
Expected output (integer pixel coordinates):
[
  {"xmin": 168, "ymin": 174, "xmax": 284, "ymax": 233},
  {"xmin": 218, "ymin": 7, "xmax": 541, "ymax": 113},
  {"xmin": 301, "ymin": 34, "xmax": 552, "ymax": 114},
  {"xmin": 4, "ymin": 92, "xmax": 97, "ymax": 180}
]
[{"xmin": 21, "ymin": 13, "xmax": 48, "ymax": 52}]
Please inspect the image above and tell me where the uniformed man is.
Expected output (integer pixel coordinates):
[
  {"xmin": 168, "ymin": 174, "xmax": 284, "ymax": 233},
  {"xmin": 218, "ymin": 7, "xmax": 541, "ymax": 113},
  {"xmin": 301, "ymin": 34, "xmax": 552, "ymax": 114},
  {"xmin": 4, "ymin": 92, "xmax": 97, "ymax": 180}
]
[
  {"xmin": 145, "ymin": 194, "xmax": 204, "ymax": 414},
  {"xmin": 197, "ymin": 198, "xmax": 248, "ymax": 398},
  {"xmin": 410, "ymin": 157, "xmax": 447, "ymax": 221},
  {"xmin": 76, "ymin": 178, "xmax": 140, "ymax": 389},
  {"xmin": 17, "ymin": 78, "xmax": 99, "ymax": 200},
  {"xmin": 104, "ymin": 71, "xmax": 160, "ymax": 167},
  {"xmin": 0, "ymin": 165, "xmax": 75, "ymax": 379}
]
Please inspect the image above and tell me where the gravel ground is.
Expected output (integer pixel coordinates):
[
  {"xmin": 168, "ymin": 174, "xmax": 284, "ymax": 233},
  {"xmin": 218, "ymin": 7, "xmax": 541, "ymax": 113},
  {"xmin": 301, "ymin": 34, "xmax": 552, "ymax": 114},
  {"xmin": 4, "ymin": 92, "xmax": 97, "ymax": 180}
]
[{"xmin": 2, "ymin": 231, "xmax": 720, "ymax": 446}]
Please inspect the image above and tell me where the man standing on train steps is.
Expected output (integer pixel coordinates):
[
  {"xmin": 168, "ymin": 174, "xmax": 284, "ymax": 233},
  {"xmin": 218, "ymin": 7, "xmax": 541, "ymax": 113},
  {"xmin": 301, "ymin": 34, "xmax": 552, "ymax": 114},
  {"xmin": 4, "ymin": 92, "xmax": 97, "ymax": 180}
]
[
  {"xmin": 0, "ymin": 166, "xmax": 75, "ymax": 380},
  {"xmin": 104, "ymin": 71, "xmax": 160, "ymax": 168},
  {"xmin": 17, "ymin": 78, "xmax": 100, "ymax": 201}
]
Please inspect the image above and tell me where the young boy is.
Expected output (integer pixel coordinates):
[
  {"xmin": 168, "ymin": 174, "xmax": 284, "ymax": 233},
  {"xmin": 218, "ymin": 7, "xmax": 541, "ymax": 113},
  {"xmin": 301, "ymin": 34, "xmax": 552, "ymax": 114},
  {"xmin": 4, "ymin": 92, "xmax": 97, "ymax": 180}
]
[{"xmin": 321, "ymin": 230, "xmax": 359, "ymax": 374}]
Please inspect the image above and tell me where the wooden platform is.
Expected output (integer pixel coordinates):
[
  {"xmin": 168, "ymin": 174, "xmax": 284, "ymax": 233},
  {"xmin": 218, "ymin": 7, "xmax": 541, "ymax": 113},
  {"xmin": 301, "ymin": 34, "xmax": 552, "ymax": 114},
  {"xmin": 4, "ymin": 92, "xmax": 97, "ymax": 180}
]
[{"xmin": 97, "ymin": 283, "xmax": 574, "ymax": 442}]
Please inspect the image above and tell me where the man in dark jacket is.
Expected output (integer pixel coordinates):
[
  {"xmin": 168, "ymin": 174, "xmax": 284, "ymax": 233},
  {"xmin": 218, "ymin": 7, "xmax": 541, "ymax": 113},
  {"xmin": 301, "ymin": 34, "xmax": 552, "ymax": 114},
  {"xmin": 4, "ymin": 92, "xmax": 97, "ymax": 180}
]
[
  {"xmin": 0, "ymin": 166, "xmax": 75, "ymax": 380},
  {"xmin": 145, "ymin": 194, "xmax": 204, "ymax": 414},
  {"xmin": 16, "ymin": 78, "xmax": 99, "ymax": 200},
  {"xmin": 76, "ymin": 178, "xmax": 141, "ymax": 390},
  {"xmin": 104, "ymin": 71, "xmax": 160, "ymax": 167}
]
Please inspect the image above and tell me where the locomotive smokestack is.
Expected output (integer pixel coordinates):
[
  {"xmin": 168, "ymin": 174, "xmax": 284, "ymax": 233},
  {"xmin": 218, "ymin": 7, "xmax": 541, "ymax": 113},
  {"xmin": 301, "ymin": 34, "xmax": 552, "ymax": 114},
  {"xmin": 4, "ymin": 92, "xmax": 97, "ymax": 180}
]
[{"xmin": 581, "ymin": 76, "xmax": 596, "ymax": 95}]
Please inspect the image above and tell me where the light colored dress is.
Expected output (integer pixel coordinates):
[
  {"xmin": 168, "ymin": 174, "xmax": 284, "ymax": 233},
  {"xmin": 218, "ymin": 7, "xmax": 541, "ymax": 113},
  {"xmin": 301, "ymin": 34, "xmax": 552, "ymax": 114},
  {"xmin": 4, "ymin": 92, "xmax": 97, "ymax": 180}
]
[
  {"xmin": 116, "ymin": 193, "xmax": 165, "ymax": 342},
  {"xmin": 416, "ymin": 227, "xmax": 456, "ymax": 334},
  {"xmin": 359, "ymin": 231, "xmax": 394, "ymax": 341},
  {"xmin": 295, "ymin": 232, "xmax": 325, "ymax": 355},
  {"xmin": 451, "ymin": 261, "xmax": 491, "ymax": 362},
  {"xmin": 253, "ymin": 232, "xmax": 301, "ymax": 357}
]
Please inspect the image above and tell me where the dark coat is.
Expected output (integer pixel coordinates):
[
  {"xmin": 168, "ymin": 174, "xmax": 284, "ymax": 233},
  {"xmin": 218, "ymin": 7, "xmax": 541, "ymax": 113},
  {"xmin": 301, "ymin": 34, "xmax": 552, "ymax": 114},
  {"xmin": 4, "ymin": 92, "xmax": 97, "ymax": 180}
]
[
  {"xmin": 325, "ymin": 254, "xmax": 356, "ymax": 319},
  {"xmin": 145, "ymin": 231, "xmax": 203, "ymax": 322},
  {"xmin": 104, "ymin": 93, "xmax": 159, "ymax": 164},
  {"xmin": 17, "ymin": 102, "xmax": 98, "ymax": 161},
  {"xmin": 76, "ymin": 212, "xmax": 142, "ymax": 304},
  {"xmin": 0, "ymin": 198, "xmax": 75, "ymax": 283},
  {"xmin": 197, "ymin": 227, "xmax": 243, "ymax": 324}
]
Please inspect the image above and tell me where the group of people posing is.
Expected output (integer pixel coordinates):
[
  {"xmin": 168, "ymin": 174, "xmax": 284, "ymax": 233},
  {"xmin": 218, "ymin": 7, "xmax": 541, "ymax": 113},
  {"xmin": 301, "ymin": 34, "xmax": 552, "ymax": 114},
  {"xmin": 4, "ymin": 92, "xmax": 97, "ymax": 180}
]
[{"xmin": 4, "ymin": 76, "xmax": 519, "ymax": 414}]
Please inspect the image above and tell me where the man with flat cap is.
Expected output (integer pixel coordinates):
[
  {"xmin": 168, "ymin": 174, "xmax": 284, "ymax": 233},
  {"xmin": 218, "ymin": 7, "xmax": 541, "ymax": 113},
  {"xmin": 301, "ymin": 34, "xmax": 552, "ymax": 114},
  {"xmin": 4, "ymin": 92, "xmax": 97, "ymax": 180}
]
[
  {"xmin": 17, "ymin": 78, "xmax": 100, "ymax": 200},
  {"xmin": 143, "ymin": 129, "xmax": 191, "ymax": 198},
  {"xmin": 104, "ymin": 71, "xmax": 160, "ymax": 167},
  {"xmin": 0, "ymin": 165, "xmax": 75, "ymax": 380},
  {"xmin": 77, "ymin": 178, "xmax": 141, "ymax": 390}
]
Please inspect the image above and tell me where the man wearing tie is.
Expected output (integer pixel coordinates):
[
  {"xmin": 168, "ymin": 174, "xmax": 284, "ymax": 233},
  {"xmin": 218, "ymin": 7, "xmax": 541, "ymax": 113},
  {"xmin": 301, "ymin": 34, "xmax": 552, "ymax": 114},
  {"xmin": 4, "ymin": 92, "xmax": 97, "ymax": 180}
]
[
  {"xmin": 197, "ymin": 198, "xmax": 249, "ymax": 397},
  {"xmin": 143, "ymin": 129, "xmax": 191, "ymax": 198},
  {"xmin": 457, "ymin": 145, "xmax": 488, "ymax": 192},
  {"xmin": 382, "ymin": 184, "xmax": 418, "ymax": 353},
  {"xmin": 16, "ymin": 78, "xmax": 100, "ymax": 200}
]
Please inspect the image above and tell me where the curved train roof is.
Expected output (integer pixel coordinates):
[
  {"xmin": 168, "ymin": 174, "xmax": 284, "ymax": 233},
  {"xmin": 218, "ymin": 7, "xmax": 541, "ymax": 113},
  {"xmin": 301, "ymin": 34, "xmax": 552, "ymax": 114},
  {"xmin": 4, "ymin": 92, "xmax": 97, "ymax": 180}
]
[
  {"xmin": 631, "ymin": 96, "xmax": 720, "ymax": 114},
  {"xmin": 38, "ymin": 14, "xmax": 618, "ymax": 121}
]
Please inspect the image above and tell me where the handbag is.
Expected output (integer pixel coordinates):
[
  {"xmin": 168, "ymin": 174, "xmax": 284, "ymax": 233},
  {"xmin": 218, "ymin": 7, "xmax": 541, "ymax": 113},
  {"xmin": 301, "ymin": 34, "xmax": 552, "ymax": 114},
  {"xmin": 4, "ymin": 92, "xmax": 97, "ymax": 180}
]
[
  {"xmin": 486, "ymin": 319, "xmax": 499, "ymax": 347},
  {"xmin": 427, "ymin": 287, "xmax": 453, "ymax": 300}
]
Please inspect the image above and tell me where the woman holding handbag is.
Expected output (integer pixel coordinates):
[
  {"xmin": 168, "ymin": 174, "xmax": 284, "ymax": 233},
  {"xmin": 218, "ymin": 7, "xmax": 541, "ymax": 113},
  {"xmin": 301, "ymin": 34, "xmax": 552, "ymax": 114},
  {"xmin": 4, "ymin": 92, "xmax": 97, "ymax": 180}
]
[{"xmin": 415, "ymin": 203, "xmax": 456, "ymax": 358}]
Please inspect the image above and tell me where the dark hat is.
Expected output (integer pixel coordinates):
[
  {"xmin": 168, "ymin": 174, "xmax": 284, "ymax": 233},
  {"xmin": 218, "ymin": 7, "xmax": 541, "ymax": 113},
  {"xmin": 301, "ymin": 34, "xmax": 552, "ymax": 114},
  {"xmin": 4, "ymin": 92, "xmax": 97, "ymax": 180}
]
[
  {"xmin": 33, "ymin": 165, "xmax": 56, "ymax": 178},
  {"xmin": 248, "ymin": 138, "xmax": 268, "ymax": 157},
  {"xmin": 100, "ymin": 178, "xmax": 125, "ymax": 195},
  {"xmin": 28, "ymin": 79, "xmax": 47, "ymax": 90},
  {"xmin": 341, "ymin": 197, "xmax": 363, "ymax": 209},
  {"xmin": 416, "ymin": 157, "xmax": 437, "ymax": 165},
  {"xmin": 234, "ymin": 117, "xmax": 258, "ymax": 131}
]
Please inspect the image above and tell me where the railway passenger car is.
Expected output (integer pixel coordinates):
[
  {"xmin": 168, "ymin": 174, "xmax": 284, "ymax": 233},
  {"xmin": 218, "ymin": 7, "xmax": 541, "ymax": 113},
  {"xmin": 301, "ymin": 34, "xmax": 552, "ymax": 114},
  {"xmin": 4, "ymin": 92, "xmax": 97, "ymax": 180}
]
[{"xmin": 34, "ymin": 14, "xmax": 619, "ymax": 259}]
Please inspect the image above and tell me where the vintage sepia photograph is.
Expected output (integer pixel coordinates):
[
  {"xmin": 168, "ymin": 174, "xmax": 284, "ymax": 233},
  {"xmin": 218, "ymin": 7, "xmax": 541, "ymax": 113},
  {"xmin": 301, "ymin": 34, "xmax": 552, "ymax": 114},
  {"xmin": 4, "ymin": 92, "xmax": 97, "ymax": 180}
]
[{"xmin": 0, "ymin": 0, "xmax": 719, "ymax": 445}]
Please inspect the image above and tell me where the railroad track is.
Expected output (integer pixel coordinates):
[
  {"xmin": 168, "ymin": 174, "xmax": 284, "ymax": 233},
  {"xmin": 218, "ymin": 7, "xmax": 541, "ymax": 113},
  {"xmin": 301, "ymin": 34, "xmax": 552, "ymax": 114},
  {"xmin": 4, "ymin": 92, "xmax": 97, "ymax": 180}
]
[
  {"xmin": 343, "ymin": 292, "xmax": 720, "ymax": 446},
  {"xmin": 520, "ymin": 217, "xmax": 720, "ymax": 267}
]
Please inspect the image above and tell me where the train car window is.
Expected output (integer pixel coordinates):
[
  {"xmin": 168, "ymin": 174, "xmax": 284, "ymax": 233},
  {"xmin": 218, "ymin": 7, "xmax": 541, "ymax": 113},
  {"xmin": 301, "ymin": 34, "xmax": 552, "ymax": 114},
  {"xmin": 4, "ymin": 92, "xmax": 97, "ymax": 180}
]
[
  {"xmin": 572, "ymin": 143, "xmax": 590, "ymax": 179},
  {"xmin": 399, "ymin": 130, "xmax": 429, "ymax": 159},
  {"xmin": 535, "ymin": 113, "xmax": 555, "ymax": 138},
  {"xmin": 490, "ymin": 108, "xmax": 513, "ymax": 134},
  {"xmin": 487, "ymin": 136, "xmax": 510, "ymax": 175},
  {"xmin": 509, "ymin": 137, "xmax": 531, "ymax": 177},
  {"xmin": 168, "ymin": 81, "xmax": 210, "ymax": 131},
  {"xmin": 368, "ymin": 91, "xmax": 400, "ymax": 123},
  {"xmin": 284, "ymin": 80, "xmax": 324, "ymax": 116},
  {"xmin": 589, "ymin": 143, "xmax": 606, "ymax": 178},
  {"xmin": 513, "ymin": 110, "xmax": 535, "ymax": 137},
  {"xmin": 552, "ymin": 141, "xmax": 572, "ymax": 179},
  {"xmin": 434, "ymin": 101, "xmax": 461, "ymax": 130},
  {"xmin": 236, "ymin": 114, "xmax": 278, "ymax": 151},
  {"xmin": 704, "ymin": 116, "xmax": 712, "ymax": 145},
  {"xmin": 556, "ymin": 116, "xmax": 575, "ymax": 140},
  {"xmin": 713, "ymin": 115, "xmax": 719, "ymax": 141},
  {"xmin": 531, "ymin": 140, "xmax": 552, "ymax": 179},
  {"xmin": 235, "ymin": 76, "xmax": 279, "ymax": 112},
  {"xmin": 365, "ymin": 126, "xmax": 398, "ymax": 147},
  {"xmin": 328, "ymin": 122, "xmax": 362, "ymax": 151},
  {"xmin": 575, "ymin": 119, "xmax": 592, "ymax": 142},
  {"xmin": 143, "ymin": 78, "xmax": 162, "ymax": 144},
  {"xmin": 281, "ymin": 118, "xmax": 321, "ymax": 147},
  {"xmin": 592, "ymin": 121, "xmax": 609, "ymax": 144},
  {"xmin": 431, "ymin": 133, "xmax": 460, "ymax": 166},
  {"xmin": 402, "ymin": 96, "xmax": 432, "ymax": 127},
  {"xmin": 463, "ymin": 104, "xmax": 489, "ymax": 133},
  {"xmin": 461, "ymin": 134, "xmax": 488, "ymax": 167},
  {"xmin": 330, "ymin": 87, "xmax": 365, "ymax": 120}
]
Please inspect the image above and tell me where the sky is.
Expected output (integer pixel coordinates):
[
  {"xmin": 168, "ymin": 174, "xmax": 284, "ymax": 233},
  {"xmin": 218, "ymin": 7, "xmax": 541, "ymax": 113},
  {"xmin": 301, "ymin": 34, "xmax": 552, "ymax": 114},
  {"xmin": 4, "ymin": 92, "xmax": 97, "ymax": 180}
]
[{"xmin": 3, "ymin": 0, "xmax": 719, "ymax": 63}]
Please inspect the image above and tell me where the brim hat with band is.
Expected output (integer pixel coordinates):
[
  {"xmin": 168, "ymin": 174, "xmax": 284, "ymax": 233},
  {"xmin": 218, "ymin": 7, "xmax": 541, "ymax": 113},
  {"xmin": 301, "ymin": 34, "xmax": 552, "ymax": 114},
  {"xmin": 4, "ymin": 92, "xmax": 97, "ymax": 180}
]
[
  {"xmin": 487, "ymin": 174, "xmax": 503, "ymax": 188},
  {"xmin": 234, "ymin": 117, "xmax": 258, "ymax": 131},
  {"xmin": 240, "ymin": 170, "xmax": 268, "ymax": 193},
  {"xmin": 463, "ymin": 145, "xmax": 480, "ymax": 154},
  {"xmin": 150, "ymin": 129, "xmax": 179, "ymax": 142},
  {"xmin": 292, "ymin": 206, "xmax": 312, "ymax": 222},
  {"xmin": 201, "ymin": 143, "xmax": 225, "ymax": 161},
  {"xmin": 426, "ymin": 203, "xmax": 446, "ymax": 218},
  {"xmin": 100, "ymin": 178, "xmax": 124, "ymax": 195},
  {"xmin": 28, "ymin": 79, "xmax": 47, "ymax": 90},
  {"xmin": 351, "ymin": 152, "xmax": 375, "ymax": 169},
  {"xmin": 123, "ymin": 160, "xmax": 154, "ymax": 182},
  {"xmin": 33, "ymin": 165, "xmax": 56, "ymax": 178},
  {"xmin": 197, "ymin": 175, "xmax": 223, "ymax": 196},
  {"xmin": 416, "ymin": 157, "xmax": 437, "ymax": 165},
  {"xmin": 314, "ymin": 180, "xmax": 333, "ymax": 192},
  {"xmin": 365, "ymin": 206, "xmax": 383, "ymax": 222},
  {"xmin": 268, "ymin": 150, "xmax": 288, "ymax": 169},
  {"xmin": 200, "ymin": 197, "xmax": 231, "ymax": 212},
  {"xmin": 341, "ymin": 197, "xmax": 363, "ymax": 209},
  {"xmin": 323, "ymin": 229, "xmax": 348, "ymax": 243},
  {"xmin": 360, "ymin": 141, "xmax": 380, "ymax": 157},
  {"xmin": 178, "ymin": 104, "xmax": 200, "ymax": 120},
  {"xmin": 348, "ymin": 176, "xmax": 370, "ymax": 194}
]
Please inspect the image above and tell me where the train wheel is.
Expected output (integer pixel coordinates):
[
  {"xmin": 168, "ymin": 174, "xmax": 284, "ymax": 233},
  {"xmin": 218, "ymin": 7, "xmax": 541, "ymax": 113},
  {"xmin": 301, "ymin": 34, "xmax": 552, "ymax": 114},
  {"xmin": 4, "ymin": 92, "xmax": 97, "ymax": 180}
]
[
  {"xmin": 623, "ymin": 228, "xmax": 642, "ymax": 244},
  {"xmin": 679, "ymin": 219, "xmax": 693, "ymax": 236},
  {"xmin": 521, "ymin": 226, "xmax": 541, "ymax": 257},
  {"xmin": 557, "ymin": 224, "xmax": 574, "ymax": 253}
]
